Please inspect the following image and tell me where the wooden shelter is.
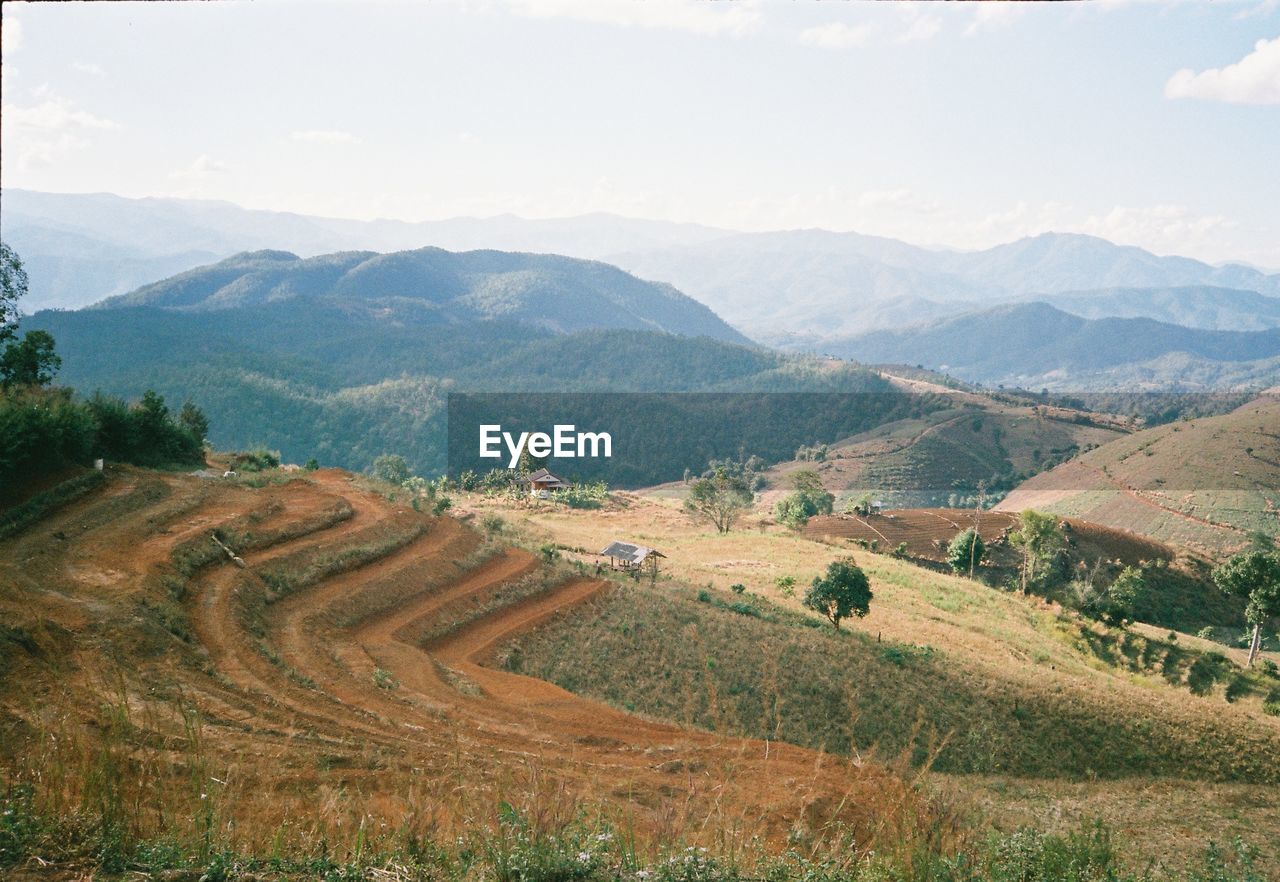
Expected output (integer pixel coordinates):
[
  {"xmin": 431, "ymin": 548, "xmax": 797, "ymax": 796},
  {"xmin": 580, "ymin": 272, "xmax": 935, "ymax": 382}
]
[{"xmin": 599, "ymin": 540, "xmax": 666, "ymax": 577}]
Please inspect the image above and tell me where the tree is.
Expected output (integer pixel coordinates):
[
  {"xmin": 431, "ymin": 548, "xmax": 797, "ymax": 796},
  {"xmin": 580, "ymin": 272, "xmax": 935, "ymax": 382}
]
[
  {"xmin": 372, "ymin": 453, "xmax": 411, "ymax": 486},
  {"xmin": 1009, "ymin": 509, "xmax": 1064, "ymax": 595},
  {"xmin": 774, "ymin": 469, "xmax": 835, "ymax": 529},
  {"xmin": 684, "ymin": 468, "xmax": 753, "ymax": 533},
  {"xmin": 0, "ymin": 242, "xmax": 27, "ymax": 346},
  {"xmin": 1103, "ymin": 566, "xmax": 1145, "ymax": 628},
  {"xmin": 1213, "ymin": 550, "xmax": 1280, "ymax": 667},
  {"xmin": 0, "ymin": 329, "xmax": 61, "ymax": 389},
  {"xmin": 804, "ymin": 558, "xmax": 872, "ymax": 630},
  {"xmin": 178, "ymin": 400, "xmax": 210, "ymax": 443},
  {"xmin": 947, "ymin": 529, "xmax": 985, "ymax": 575}
]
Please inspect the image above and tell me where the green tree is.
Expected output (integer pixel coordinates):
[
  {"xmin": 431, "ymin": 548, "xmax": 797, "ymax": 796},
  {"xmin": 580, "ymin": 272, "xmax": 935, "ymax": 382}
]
[
  {"xmin": 178, "ymin": 400, "xmax": 210, "ymax": 443},
  {"xmin": 0, "ymin": 329, "xmax": 61, "ymax": 389},
  {"xmin": 804, "ymin": 558, "xmax": 872, "ymax": 630},
  {"xmin": 1009, "ymin": 510, "xmax": 1065, "ymax": 595},
  {"xmin": 0, "ymin": 242, "xmax": 26, "ymax": 346},
  {"xmin": 947, "ymin": 529, "xmax": 985, "ymax": 575},
  {"xmin": 684, "ymin": 468, "xmax": 754, "ymax": 533},
  {"xmin": 372, "ymin": 453, "xmax": 411, "ymax": 486},
  {"xmin": 1102, "ymin": 566, "xmax": 1146, "ymax": 628},
  {"xmin": 1213, "ymin": 550, "xmax": 1280, "ymax": 667},
  {"xmin": 774, "ymin": 469, "xmax": 835, "ymax": 529}
]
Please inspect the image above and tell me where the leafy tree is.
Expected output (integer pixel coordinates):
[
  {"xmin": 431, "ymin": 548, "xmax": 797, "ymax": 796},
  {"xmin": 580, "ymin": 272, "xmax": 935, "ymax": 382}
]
[
  {"xmin": 1213, "ymin": 550, "xmax": 1280, "ymax": 667},
  {"xmin": 804, "ymin": 558, "xmax": 872, "ymax": 630},
  {"xmin": 372, "ymin": 453, "xmax": 411, "ymax": 485},
  {"xmin": 0, "ymin": 242, "xmax": 26, "ymax": 346},
  {"xmin": 775, "ymin": 469, "xmax": 835, "ymax": 529},
  {"xmin": 1075, "ymin": 565, "xmax": 1146, "ymax": 628},
  {"xmin": 947, "ymin": 529, "xmax": 985, "ymax": 575},
  {"xmin": 1009, "ymin": 510, "xmax": 1065, "ymax": 595},
  {"xmin": 684, "ymin": 468, "xmax": 753, "ymax": 533},
  {"xmin": 178, "ymin": 400, "xmax": 210, "ymax": 443},
  {"xmin": 0, "ymin": 329, "xmax": 61, "ymax": 389}
]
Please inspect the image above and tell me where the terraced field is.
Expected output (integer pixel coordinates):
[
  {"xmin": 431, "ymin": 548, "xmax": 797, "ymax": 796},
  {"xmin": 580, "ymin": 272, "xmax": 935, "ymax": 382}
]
[{"xmin": 0, "ymin": 466, "xmax": 931, "ymax": 857}]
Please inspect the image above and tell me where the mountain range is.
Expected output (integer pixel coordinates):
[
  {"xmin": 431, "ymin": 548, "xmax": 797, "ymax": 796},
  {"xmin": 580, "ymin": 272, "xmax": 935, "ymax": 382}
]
[
  {"xmin": 6, "ymin": 188, "xmax": 1280, "ymax": 393},
  {"xmin": 840, "ymin": 303, "xmax": 1280, "ymax": 391}
]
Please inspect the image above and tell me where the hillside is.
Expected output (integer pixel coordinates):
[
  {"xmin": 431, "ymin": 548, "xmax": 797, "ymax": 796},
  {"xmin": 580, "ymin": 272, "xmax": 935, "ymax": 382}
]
[
  {"xmin": 838, "ymin": 303, "xmax": 1280, "ymax": 390},
  {"xmin": 5, "ymin": 462, "xmax": 1280, "ymax": 877},
  {"xmin": 0, "ymin": 464, "xmax": 937, "ymax": 871},
  {"xmin": 453, "ymin": 483, "xmax": 1280, "ymax": 871},
  {"xmin": 93, "ymin": 246, "xmax": 750, "ymax": 342},
  {"xmin": 753, "ymin": 386, "xmax": 1129, "ymax": 508},
  {"xmin": 26, "ymin": 302, "xmax": 896, "ymax": 479},
  {"xmin": 998, "ymin": 395, "xmax": 1280, "ymax": 554}
]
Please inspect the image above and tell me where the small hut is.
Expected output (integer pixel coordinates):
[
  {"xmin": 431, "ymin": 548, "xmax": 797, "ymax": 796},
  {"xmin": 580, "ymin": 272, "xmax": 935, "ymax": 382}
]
[{"xmin": 599, "ymin": 540, "xmax": 666, "ymax": 577}]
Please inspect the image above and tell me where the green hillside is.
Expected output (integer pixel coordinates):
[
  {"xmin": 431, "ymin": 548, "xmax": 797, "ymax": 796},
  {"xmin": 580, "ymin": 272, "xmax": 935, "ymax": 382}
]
[{"xmin": 97, "ymin": 246, "xmax": 751, "ymax": 342}]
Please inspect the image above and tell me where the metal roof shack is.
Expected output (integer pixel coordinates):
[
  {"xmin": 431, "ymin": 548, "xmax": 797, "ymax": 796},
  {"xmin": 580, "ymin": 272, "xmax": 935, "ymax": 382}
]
[{"xmin": 599, "ymin": 540, "xmax": 666, "ymax": 576}]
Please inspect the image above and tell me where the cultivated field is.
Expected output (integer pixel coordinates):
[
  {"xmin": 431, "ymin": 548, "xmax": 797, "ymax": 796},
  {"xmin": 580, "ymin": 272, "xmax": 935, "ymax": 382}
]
[{"xmin": 0, "ymin": 466, "xmax": 946, "ymax": 874}]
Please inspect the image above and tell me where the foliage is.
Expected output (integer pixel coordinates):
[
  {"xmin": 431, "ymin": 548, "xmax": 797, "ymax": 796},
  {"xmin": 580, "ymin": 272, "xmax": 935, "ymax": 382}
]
[
  {"xmin": 1010, "ymin": 510, "xmax": 1066, "ymax": 594},
  {"xmin": 947, "ymin": 529, "xmax": 985, "ymax": 575},
  {"xmin": 684, "ymin": 468, "xmax": 754, "ymax": 533},
  {"xmin": 372, "ymin": 453, "xmax": 412, "ymax": 485},
  {"xmin": 774, "ymin": 469, "xmax": 834, "ymax": 529},
  {"xmin": 1075, "ymin": 566, "xmax": 1147, "ymax": 628},
  {"xmin": 0, "ymin": 386, "xmax": 204, "ymax": 496},
  {"xmin": 228, "ymin": 447, "xmax": 280, "ymax": 472},
  {"xmin": 0, "ymin": 241, "xmax": 26, "ymax": 346},
  {"xmin": 1213, "ymin": 550, "xmax": 1280, "ymax": 665},
  {"xmin": 803, "ymin": 558, "xmax": 872, "ymax": 630},
  {"xmin": 0, "ymin": 329, "xmax": 61, "ymax": 389},
  {"xmin": 551, "ymin": 481, "xmax": 610, "ymax": 509}
]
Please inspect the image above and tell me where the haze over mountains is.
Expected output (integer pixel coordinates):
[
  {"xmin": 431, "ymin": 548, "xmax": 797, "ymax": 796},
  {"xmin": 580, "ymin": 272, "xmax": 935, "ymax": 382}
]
[{"xmin": 6, "ymin": 188, "xmax": 1280, "ymax": 391}]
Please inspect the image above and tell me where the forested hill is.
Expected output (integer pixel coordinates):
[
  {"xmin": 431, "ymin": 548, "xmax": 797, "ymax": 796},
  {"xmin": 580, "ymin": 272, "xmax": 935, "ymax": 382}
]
[
  {"xmin": 27, "ymin": 302, "xmax": 901, "ymax": 481},
  {"xmin": 93, "ymin": 247, "xmax": 751, "ymax": 344}
]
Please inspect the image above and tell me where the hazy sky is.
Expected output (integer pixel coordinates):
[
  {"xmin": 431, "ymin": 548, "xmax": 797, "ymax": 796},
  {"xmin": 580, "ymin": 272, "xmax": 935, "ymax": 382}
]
[{"xmin": 2, "ymin": 0, "xmax": 1278, "ymax": 267}]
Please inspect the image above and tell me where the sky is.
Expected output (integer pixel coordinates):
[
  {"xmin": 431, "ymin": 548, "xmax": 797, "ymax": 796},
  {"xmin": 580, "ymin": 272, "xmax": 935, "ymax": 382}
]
[{"xmin": 2, "ymin": 0, "xmax": 1279, "ymax": 268}]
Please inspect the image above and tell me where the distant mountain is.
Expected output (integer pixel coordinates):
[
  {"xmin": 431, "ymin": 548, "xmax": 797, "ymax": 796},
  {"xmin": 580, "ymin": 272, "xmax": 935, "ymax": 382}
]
[
  {"xmin": 95, "ymin": 247, "xmax": 750, "ymax": 343},
  {"xmin": 1, "ymin": 188, "xmax": 729, "ymax": 311},
  {"xmin": 1034, "ymin": 285, "xmax": 1280, "ymax": 332},
  {"xmin": 611, "ymin": 231, "xmax": 1280, "ymax": 344},
  {"xmin": 7, "ymin": 189, "xmax": 1280, "ymax": 341},
  {"xmin": 837, "ymin": 303, "xmax": 1280, "ymax": 390}
]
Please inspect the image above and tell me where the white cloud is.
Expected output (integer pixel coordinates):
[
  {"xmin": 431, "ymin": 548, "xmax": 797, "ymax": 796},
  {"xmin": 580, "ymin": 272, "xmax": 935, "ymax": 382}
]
[
  {"xmin": 1165, "ymin": 35, "xmax": 1280, "ymax": 105},
  {"xmin": 170, "ymin": 154, "xmax": 230, "ymax": 180},
  {"xmin": 2, "ymin": 16, "xmax": 21, "ymax": 54},
  {"xmin": 964, "ymin": 4, "xmax": 1024, "ymax": 38},
  {"xmin": 72, "ymin": 61, "xmax": 107, "ymax": 78},
  {"xmin": 505, "ymin": 0, "xmax": 761, "ymax": 38},
  {"xmin": 0, "ymin": 90, "xmax": 119, "ymax": 170},
  {"xmin": 798, "ymin": 22, "xmax": 871, "ymax": 50},
  {"xmin": 897, "ymin": 13, "xmax": 942, "ymax": 44},
  {"xmin": 1079, "ymin": 204, "xmax": 1234, "ymax": 252},
  {"xmin": 289, "ymin": 129, "xmax": 361, "ymax": 144}
]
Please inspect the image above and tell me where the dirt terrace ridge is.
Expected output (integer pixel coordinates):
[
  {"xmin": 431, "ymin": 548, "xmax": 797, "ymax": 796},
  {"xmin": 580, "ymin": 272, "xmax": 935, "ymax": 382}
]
[{"xmin": 0, "ymin": 466, "xmax": 930, "ymax": 850}]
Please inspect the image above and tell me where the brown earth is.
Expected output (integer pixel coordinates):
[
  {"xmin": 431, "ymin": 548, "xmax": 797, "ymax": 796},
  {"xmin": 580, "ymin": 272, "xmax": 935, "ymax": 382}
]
[{"xmin": 0, "ymin": 466, "xmax": 940, "ymax": 857}]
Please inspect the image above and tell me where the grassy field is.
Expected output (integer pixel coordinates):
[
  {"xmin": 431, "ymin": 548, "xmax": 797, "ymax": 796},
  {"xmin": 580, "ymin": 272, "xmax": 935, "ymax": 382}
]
[{"xmin": 462, "ymin": 489, "xmax": 1280, "ymax": 871}]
